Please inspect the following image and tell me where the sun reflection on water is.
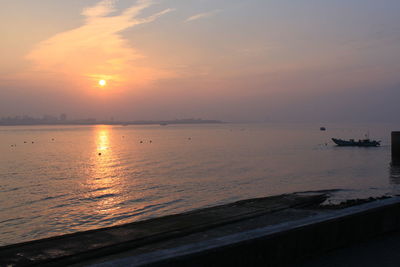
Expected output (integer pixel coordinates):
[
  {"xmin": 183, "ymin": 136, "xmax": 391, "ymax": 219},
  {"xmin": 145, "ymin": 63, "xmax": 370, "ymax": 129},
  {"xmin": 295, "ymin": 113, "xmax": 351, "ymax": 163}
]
[
  {"xmin": 97, "ymin": 128, "xmax": 110, "ymax": 152},
  {"xmin": 86, "ymin": 125, "xmax": 123, "ymax": 217}
]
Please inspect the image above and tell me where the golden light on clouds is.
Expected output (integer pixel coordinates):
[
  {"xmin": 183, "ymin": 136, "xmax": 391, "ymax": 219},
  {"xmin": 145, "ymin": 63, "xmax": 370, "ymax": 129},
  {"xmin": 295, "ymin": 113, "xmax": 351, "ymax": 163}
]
[{"xmin": 26, "ymin": 0, "xmax": 175, "ymax": 91}]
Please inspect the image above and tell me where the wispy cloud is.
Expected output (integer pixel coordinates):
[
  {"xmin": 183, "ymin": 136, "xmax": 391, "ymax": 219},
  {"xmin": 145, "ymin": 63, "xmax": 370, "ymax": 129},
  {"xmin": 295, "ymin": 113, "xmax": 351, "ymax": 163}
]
[
  {"xmin": 26, "ymin": 0, "xmax": 175, "ymax": 88},
  {"xmin": 185, "ymin": 9, "xmax": 220, "ymax": 22}
]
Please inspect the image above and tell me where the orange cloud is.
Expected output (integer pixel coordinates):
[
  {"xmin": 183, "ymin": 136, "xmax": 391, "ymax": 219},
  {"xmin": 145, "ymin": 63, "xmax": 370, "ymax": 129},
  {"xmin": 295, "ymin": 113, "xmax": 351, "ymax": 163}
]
[{"xmin": 26, "ymin": 0, "xmax": 175, "ymax": 90}]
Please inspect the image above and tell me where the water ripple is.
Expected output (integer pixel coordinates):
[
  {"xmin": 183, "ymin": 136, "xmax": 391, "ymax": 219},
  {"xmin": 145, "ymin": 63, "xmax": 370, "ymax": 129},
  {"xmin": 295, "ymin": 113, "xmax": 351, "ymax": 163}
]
[{"xmin": 80, "ymin": 193, "xmax": 117, "ymax": 202}]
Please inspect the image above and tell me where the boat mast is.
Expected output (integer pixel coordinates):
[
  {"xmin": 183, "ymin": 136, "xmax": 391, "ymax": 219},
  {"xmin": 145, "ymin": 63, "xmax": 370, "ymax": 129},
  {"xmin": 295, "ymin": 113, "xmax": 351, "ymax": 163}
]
[{"xmin": 365, "ymin": 130, "xmax": 370, "ymax": 139}]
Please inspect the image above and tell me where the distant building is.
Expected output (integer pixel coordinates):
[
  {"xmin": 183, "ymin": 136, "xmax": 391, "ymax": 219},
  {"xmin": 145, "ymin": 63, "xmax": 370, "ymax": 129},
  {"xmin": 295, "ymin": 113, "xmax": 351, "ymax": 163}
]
[
  {"xmin": 42, "ymin": 114, "xmax": 57, "ymax": 122},
  {"xmin": 60, "ymin": 113, "xmax": 67, "ymax": 121}
]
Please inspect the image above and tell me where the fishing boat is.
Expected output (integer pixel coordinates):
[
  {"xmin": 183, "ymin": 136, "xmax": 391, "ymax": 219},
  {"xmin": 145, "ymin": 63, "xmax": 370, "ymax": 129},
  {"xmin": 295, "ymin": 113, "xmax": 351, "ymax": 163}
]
[{"xmin": 331, "ymin": 138, "xmax": 380, "ymax": 147}]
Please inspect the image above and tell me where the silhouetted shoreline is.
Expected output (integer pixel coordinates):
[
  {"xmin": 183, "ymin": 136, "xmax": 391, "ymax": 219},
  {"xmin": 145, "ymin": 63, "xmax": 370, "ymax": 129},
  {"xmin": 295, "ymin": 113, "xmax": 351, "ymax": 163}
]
[{"xmin": 0, "ymin": 118, "xmax": 223, "ymax": 126}]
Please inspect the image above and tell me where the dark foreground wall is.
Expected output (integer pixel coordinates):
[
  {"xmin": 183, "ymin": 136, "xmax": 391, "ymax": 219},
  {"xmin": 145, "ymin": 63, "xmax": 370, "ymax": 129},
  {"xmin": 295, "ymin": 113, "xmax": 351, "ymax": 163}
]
[
  {"xmin": 2, "ymin": 194, "xmax": 400, "ymax": 267},
  {"xmin": 94, "ymin": 198, "xmax": 400, "ymax": 267}
]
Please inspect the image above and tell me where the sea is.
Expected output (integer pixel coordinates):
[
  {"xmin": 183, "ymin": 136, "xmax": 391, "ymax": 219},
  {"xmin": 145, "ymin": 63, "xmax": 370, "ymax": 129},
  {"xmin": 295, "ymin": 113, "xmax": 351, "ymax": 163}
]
[{"xmin": 1, "ymin": 123, "xmax": 400, "ymax": 246}]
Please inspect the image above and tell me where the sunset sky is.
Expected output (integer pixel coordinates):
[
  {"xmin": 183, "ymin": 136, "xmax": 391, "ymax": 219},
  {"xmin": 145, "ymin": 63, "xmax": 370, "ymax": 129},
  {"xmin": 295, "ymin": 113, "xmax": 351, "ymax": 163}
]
[{"xmin": 1, "ymin": 0, "xmax": 400, "ymax": 122}]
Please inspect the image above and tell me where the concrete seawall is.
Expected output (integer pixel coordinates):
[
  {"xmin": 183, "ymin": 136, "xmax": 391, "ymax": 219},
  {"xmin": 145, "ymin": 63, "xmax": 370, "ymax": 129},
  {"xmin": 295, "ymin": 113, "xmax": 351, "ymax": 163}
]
[
  {"xmin": 112, "ymin": 197, "xmax": 400, "ymax": 267},
  {"xmin": 1, "ymin": 192, "xmax": 400, "ymax": 266}
]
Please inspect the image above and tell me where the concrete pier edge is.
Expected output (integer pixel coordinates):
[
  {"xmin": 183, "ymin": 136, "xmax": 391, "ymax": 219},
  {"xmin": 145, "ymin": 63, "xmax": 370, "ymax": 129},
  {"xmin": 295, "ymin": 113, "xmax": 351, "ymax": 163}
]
[
  {"xmin": 91, "ymin": 197, "xmax": 400, "ymax": 267},
  {"xmin": 392, "ymin": 131, "xmax": 400, "ymax": 164},
  {"xmin": 2, "ymin": 193, "xmax": 400, "ymax": 266}
]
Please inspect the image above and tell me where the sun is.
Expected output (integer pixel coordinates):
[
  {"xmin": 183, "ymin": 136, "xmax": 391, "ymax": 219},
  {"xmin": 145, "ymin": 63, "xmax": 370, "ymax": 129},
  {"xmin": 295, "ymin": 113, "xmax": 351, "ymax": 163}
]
[{"xmin": 98, "ymin": 79, "xmax": 107, "ymax": 86}]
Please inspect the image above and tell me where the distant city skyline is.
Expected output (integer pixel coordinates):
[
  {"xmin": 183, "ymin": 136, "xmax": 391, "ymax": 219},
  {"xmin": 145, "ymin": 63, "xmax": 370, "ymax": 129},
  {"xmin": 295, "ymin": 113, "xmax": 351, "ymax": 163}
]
[
  {"xmin": 1, "ymin": 0, "xmax": 400, "ymax": 123},
  {"xmin": 0, "ymin": 113, "xmax": 222, "ymax": 125}
]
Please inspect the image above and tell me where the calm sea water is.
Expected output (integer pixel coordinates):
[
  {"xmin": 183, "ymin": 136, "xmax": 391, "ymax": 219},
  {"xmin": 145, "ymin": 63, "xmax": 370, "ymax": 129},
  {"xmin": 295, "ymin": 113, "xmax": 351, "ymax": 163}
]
[{"xmin": 1, "ymin": 123, "xmax": 399, "ymax": 245}]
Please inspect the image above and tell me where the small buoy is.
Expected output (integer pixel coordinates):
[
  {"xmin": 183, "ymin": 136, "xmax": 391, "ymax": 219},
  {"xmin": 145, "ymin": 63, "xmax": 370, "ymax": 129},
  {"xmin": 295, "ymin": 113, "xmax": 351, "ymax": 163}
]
[
  {"xmin": 24, "ymin": 141, "xmax": 27, "ymax": 143},
  {"xmin": 32, "ymin": 141, "xmax": 34, "ymax": 144},
  {"xmin": 140, "ymin": 141, "xmax": 143, "ymax": 143},
  {"xmin": 149, "ymin": 140, "xmax": 152, "ymax": 143},
  {"xmin": 98, "ymin": 153, "xmax": 102, "ymax": 156}
]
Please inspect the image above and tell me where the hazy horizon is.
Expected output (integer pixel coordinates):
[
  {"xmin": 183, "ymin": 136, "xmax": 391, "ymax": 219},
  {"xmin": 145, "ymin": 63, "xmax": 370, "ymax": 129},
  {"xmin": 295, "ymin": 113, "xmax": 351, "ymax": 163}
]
[{"xmin": 2, "ymin": 0, "xmax": 400, "ymax": 123}]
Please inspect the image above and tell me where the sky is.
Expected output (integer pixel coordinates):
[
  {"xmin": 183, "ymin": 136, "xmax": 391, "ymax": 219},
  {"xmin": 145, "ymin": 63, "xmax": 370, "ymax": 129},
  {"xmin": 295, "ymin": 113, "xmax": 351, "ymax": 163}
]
[{"xmin": 1, "ymin": 0, "xmax": 400, "ymax": 122}]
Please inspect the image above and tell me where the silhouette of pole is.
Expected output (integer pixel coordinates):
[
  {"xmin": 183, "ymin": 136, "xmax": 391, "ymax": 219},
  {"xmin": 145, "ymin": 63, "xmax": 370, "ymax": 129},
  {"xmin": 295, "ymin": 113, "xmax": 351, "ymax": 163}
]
[{"xmin": 392, "ymin": 132, "xmax": 400, "ymax": 165}]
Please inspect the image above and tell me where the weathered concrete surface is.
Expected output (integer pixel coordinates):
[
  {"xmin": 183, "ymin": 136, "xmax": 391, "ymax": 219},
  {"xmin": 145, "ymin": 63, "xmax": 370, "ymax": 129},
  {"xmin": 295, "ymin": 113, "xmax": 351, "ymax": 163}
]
[
  {"xmin": 297, "ymin": 230, "xmax": 400, "ymax": 267},
  {"xmin": 0, "ymin": 192, "xmax": 327, "ymax": 266},
  {"xmin": 2, "ymin": 192, "xmax": 400, "ymax": 267},
  {"xmin": 85, "ymin": 197, "xmax": 400, "ymax": 267}
]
